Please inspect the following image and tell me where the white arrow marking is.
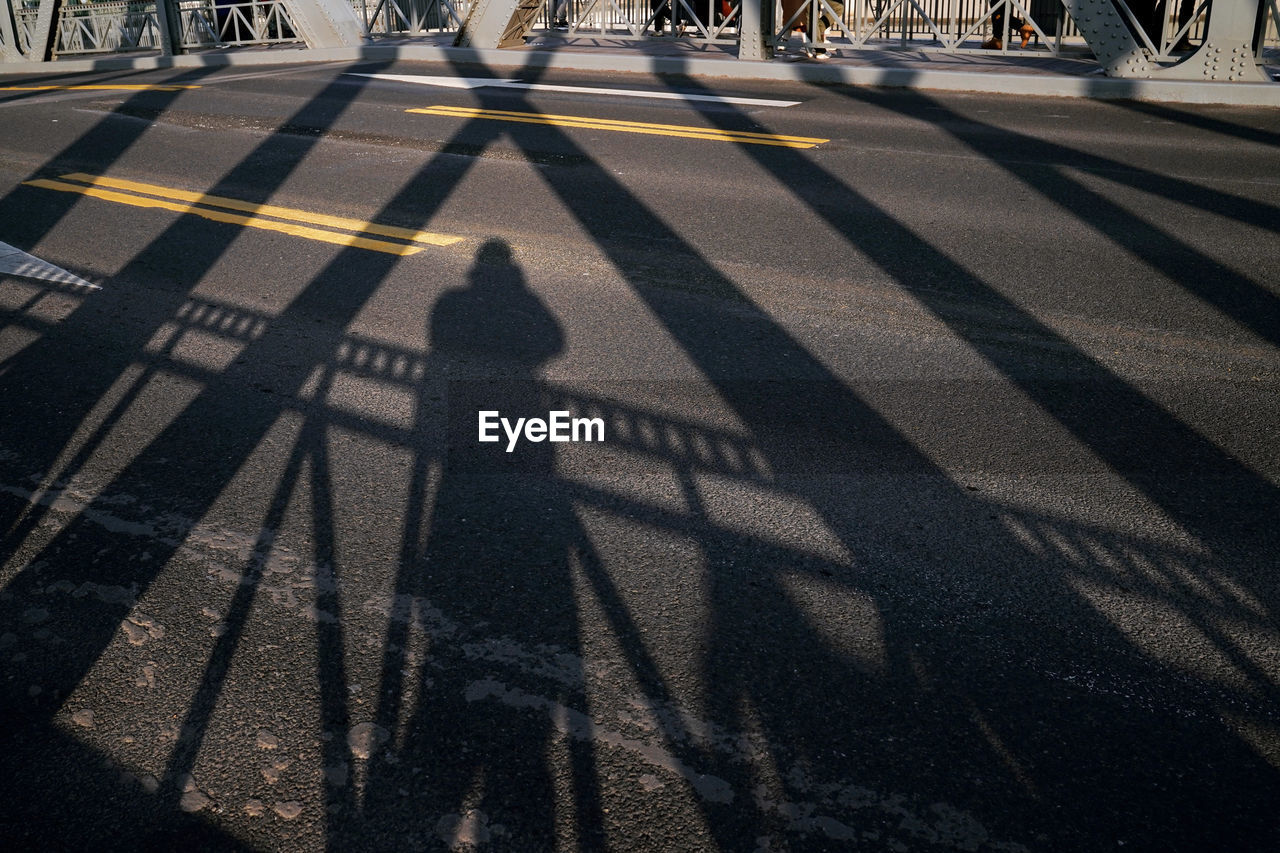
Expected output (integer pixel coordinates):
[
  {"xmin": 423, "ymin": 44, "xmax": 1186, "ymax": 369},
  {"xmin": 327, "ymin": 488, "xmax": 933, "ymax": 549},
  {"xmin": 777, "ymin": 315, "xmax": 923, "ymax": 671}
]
[
  {"xmin": 0, "ymin": 241, "xmax": 99, "ymax": 290},
  {"xmin": 347, "ymin": 73, "xmax": 800, "ymax": 108}
]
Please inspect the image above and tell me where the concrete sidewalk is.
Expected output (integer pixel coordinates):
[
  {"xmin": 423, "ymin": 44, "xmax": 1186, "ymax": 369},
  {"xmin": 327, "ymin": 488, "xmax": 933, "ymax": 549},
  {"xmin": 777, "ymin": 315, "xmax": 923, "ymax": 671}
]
[{"xmin": 2, "ymin": 30, "xmax": 1278, "ymax": 105}]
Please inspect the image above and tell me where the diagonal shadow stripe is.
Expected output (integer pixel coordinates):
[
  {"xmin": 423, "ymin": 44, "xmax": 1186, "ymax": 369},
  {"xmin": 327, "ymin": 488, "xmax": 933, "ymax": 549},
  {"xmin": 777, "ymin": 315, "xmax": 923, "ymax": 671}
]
[{"xmin": 646, "ymin": 71, "xmax": 1278, "ymax": 551}]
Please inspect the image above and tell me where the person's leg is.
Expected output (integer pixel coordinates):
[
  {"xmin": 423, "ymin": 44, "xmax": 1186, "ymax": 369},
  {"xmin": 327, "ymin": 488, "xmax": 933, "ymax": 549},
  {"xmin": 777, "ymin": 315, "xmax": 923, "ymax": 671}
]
[
  {"xmin": 984, "ymin": 3, "xmax": 1006, "ymax": 49},
  {"xmin": 807, "ymin": 0, "xmax": 842, "ymax": 58},
  {"xmin": 818, "ymin": 0, "xmax": 844, "ymax": 32},
  {"xmin": 651, "ymin": 0, "xmax": 670, "ymax": 33}
]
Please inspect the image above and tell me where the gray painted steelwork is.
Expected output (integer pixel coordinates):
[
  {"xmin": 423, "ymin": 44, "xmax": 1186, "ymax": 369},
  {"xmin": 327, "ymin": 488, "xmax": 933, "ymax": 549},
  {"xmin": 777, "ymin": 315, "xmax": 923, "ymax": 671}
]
[
  {"xmin": 178, "ymin": 1, "xmax": 307, "ymax": 48},
  {"xmin": 154, "ymin": 0, "xmax": 179, "ymax": 56},
  {"xmin": 20, "ymin": 0, "xmax": 361, "ymax": 59},
  {"xmin": 32, "ymin": 0, "xmax": 58, "ymax": 61},
  {"xmin": 1153, "ymin": 0, "xmax": 1270, "ymax": 79},
  {"xmin": 0, "ymin": 0, "xmax": 19, "ymax": 61},
  {"xmin": 1062, "ymin": 0, "xmax": 1270, "ymax": 79},
  {"xmin": 1, "ymin": 0, "xmax": 1276, "ymax": 85},
  {"xmin": 1063, "ymin": 0, "xmax": 1158, "ymax": 75},
  {"xmin": 455, "ymin": 0, "xmax": 545, "ymax": 47},
  {"xmin": 284, "ymin": 0, "xmax": 367, "ymax": 47},
  {"xmin": 738, "ymin": 0, "xmax": 775, "ymax": 59}
]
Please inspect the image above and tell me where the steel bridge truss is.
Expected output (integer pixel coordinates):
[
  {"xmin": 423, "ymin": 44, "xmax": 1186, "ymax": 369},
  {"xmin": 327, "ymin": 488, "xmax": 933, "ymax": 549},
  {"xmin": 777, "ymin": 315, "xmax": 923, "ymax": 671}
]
[
  {"xmin": 760, "ymin": 0, "xmax": 1241, "ymax": 65},
  {"xmin": 2, "ymin": 0, "xmax": 1276, "ymax": 79},
  {"xmin": 178, "ymin": 0, "xmax": 303, "ymax": 47},
  {"xmin": 351, "ymin": 0, "xmax": 471, "ymax": 35}
]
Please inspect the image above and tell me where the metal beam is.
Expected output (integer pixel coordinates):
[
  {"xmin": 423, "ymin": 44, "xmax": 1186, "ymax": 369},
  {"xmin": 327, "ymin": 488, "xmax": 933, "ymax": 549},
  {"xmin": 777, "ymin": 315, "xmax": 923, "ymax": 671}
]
[
  {"xmin": 1152, "ymin": 0, "xmax": 1270, "ymax": 80},
  {"xmin": 283, "ymin": 0, "xmax": 367, "ymax": 49},
  {"xmin": 153, "ymin": 0, "xmax": 180, "ymax": 57},
  {"xmin": 1, "ymin": 1, "xmax": 20, "ymax": 62},
  {"xmin": 455, "ymin": 0, "xmax": 544, "ymax": 49},
  {"xmin": 738, "ymin": 0, "xmax": 775, "ymax": 60},
  {"xmin": 32, "ymin": 0, "xmax": 59, "ymax": 62},
  {"xmin": 1061, "ymin": 0, "xmax": 1155, "ymax": 76}
]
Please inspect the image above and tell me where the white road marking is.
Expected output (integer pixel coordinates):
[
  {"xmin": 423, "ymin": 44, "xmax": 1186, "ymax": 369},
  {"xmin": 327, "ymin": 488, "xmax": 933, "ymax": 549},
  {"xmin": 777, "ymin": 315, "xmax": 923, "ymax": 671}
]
[
  {"xmin": 0, "ymin": 240, "xmax": 99, "ymax": 289},
  {"xmin": 346, "ymin": 73, "xmax": 800, "ymax": 108}
]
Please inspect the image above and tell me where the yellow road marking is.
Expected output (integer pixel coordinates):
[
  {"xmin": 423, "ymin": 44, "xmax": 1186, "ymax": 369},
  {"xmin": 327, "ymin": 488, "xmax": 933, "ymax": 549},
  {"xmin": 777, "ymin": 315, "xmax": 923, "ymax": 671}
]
[
  {"xmin": 0, "ymin": 85, "xmax": 201, "ymax": 92},
  {"xmin": 24, "ymin": 179, "xmax": 426, "ymax": 257},
  {"xmin": 59, "ymin": 173, "xmax": 461, "ymax": 247},
  {"xmin": 407, "ymin": 106, "xmax": 828, "ymax": 149}
]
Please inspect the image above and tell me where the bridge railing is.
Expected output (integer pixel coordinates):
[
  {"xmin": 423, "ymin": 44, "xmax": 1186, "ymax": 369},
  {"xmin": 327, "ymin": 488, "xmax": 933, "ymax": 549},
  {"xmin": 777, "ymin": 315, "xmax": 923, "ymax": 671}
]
[
  {"xmin": 350, "ymin": 0, "xmax": 471, "ymax": 34},
  {"xmin": 540, "ymin": 0, "xmax": 1222, "ymax": 62},
  {"xmin": 176, "ymin": 0, "xmax": 303, "ymax": 47},
  {"xmin": 49, "ymin": 0, "xmax": 162, "ymax": 56}
]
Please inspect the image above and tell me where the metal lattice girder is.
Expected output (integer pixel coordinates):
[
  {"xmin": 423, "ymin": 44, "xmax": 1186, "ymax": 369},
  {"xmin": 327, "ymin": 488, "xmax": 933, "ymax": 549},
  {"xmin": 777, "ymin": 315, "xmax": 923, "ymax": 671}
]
[
  {"xmin": 1152, "ymin": 0, "xmax": 1270, "ymax": 80},
  {"xmin": 283, "ymin": 0, "xmax": 366, "ymax": 48},
  {"xmin": 454, "ymin": 0, "xmax": 542, "ymax": 48}
]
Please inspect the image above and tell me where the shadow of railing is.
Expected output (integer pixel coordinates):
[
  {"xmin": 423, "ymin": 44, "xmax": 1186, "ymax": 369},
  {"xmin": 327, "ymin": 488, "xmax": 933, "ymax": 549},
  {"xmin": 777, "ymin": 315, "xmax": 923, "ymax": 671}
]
[{"xmin": 0, "ymin": 49, "xmax": 1277, "ymax": 853}]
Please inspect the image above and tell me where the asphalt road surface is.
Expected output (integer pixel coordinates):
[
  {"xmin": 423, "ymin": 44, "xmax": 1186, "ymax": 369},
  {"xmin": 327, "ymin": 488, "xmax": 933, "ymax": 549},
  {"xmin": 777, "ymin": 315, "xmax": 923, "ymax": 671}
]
[{"xmin": 1, "ymin": 59, "xmax": 1278, "ymax": 852}]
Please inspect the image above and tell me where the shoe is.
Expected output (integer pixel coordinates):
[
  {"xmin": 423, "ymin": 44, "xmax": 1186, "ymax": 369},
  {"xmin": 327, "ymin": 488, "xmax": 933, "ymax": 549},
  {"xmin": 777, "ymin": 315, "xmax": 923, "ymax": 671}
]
[
  {"xmin": 981, "ymin": 37, "xmax": 1002, "ymax": 50},
  {"xmin": 1019, "ymin": 23, "xmax": 1033, "ymax": 47},
  {"xmin": 809, "ymin": 47, "xmax": 830, "ymax": 60},
  {"xmin": 553, "ymin": 19, "xmax": 569, "ymax": 31}
]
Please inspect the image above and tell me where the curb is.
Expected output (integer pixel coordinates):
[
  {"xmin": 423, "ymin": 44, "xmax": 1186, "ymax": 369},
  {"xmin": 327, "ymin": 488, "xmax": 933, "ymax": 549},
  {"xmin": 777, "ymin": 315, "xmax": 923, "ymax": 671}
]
[{"xmin": 2, "ymin": 43, "xmax": 1278, "ymax": 106}]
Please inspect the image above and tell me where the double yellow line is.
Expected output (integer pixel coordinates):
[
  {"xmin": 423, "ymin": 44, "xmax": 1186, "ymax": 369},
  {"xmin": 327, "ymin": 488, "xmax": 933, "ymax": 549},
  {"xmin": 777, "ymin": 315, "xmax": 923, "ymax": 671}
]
[
  {"xmin": 408, "ymin": 105, "xmax": 828, "ymax": 149},
  {"xmin": 24, "ymin": 173, "xmax": 462, "ymax": 256}
]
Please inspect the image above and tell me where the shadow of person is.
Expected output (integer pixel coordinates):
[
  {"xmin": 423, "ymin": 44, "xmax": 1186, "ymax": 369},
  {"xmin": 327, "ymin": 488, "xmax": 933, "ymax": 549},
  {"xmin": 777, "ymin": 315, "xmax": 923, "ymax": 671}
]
[
  {"xmin": 430, "ymin": 239, "xmax": 564, "ymax": 376},
  {"xmin": 352, "ymin": 239, "xmax": 606, "ymax": 849},
  {"xmin": 432, "ymin": 237, "xmax": 565, "ymax": 479}
]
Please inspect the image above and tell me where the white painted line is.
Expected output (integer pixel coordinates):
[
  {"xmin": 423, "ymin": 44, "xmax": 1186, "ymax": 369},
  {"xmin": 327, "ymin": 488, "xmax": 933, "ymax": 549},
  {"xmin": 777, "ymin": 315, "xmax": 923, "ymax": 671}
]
[
  {"xmin": 346, "ymin": 73, "xmax": 801, "ymax": 108},
  {"xmin": 349, "ymin": 73, "xmax": 505, "ymax": 90},
  {"xmin": 0, "ymin": 241, "xmax": 99, "ymax": 289}
]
